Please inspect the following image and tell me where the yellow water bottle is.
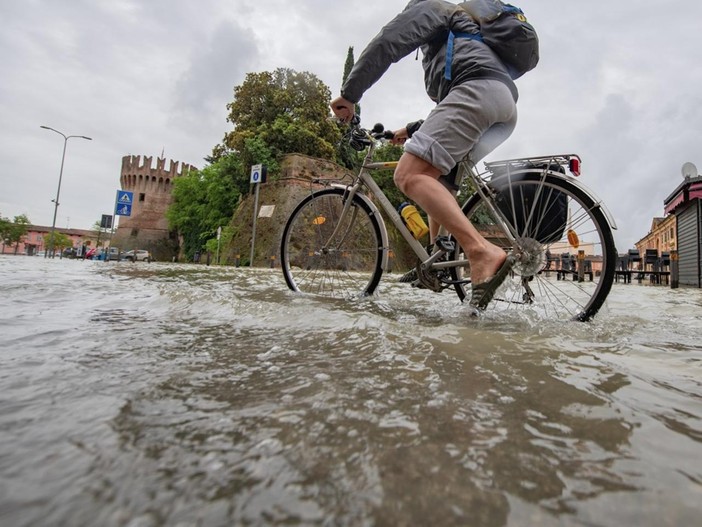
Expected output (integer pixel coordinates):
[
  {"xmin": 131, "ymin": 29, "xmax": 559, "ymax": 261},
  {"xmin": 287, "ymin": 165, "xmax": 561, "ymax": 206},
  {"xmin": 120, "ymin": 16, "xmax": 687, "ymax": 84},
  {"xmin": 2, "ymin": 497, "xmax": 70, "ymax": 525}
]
[{"xmin": 398, "ymin": 202, "xmax": 429, "ymax": 239}]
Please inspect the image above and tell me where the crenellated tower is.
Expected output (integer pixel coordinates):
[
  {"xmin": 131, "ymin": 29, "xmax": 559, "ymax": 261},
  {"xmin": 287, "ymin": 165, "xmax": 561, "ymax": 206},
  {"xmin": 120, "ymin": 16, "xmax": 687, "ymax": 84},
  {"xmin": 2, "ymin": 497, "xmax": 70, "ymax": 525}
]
[{"xmin": 111, "ymin": 155, "xmax": 196, "ymax": 258}]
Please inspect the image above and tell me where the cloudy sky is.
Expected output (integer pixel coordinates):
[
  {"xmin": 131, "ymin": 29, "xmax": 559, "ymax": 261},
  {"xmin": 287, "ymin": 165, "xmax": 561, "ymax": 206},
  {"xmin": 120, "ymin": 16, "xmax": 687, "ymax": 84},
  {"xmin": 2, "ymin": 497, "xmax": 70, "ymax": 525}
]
[{"xmin": 1, "ymin": 0, "xmax": 701, "ymax": 252}]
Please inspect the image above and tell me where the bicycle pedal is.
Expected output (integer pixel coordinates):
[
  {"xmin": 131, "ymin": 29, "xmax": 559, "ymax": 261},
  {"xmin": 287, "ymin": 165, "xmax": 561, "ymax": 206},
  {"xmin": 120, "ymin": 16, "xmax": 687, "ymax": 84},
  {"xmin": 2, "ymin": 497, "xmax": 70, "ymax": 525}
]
[{"xmin": 434, "ymin": 236, "xmax": 455, "ymax": 253}]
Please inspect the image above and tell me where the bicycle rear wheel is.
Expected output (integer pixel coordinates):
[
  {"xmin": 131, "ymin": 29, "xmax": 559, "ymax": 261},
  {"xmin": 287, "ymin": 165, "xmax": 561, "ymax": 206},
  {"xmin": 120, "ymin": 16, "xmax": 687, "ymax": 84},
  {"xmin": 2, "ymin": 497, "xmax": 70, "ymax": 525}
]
[
  {"xmin": 450, "ymin": 172, "xmax": 616, "ymax": 321},
  {"xmin": 281, "ymin": 188, "xmax": 384, "ymax": 298}
]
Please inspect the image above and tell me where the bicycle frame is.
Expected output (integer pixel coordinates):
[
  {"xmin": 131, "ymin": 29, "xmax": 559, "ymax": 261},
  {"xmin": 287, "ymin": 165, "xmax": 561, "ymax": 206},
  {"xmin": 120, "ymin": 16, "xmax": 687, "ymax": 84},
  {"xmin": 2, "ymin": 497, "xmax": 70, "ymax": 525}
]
[
  {"xmin": 326, "ymin": 140, "xmax": 474, "ymax": 277},
  {"xmin": 321, "ymin": 128, "xmax": 617, "ymax": 283},
  {"xmin": 283, "ymin": 120, "xmax": 619, "ymax": 320}
]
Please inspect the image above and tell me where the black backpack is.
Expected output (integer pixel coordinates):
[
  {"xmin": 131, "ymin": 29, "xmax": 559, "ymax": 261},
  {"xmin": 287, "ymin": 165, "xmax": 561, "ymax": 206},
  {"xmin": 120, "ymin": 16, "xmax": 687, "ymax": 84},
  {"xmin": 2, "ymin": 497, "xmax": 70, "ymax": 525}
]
[
  {"xmin": 457, "ymin": 0, "xmax": 539, "ymax": 79},
  {"xmin": 491, "ymin": 163, "xmax": 568, "ymax": 244}
]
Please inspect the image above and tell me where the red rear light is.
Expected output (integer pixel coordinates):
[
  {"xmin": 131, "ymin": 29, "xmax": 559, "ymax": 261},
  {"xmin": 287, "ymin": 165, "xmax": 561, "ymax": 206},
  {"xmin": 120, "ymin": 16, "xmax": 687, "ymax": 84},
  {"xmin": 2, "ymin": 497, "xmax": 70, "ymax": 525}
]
[{"xmin": 569, "ymin": 157, "xmax": 581, "ymax": 176}]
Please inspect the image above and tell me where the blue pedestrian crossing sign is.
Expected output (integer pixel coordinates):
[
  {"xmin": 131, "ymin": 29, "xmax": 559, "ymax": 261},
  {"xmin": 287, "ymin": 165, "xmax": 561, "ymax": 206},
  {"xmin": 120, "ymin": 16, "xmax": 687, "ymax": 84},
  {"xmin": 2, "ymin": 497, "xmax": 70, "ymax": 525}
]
[{"xmin": 115, "ymin": 190, "xmax": 133, "ymax": 216}]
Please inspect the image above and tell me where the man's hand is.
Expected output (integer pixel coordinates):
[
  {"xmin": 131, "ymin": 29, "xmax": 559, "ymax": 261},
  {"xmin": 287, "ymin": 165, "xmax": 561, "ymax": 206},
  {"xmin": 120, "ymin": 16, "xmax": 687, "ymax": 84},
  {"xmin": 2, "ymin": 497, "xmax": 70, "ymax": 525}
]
[
  {"xmin": 330, "ymin": 96, "xmax": 355, "ymax": 123},
  {"xmin": 390, "ymin": 127, "xmax": 409, "ymax": 145}
]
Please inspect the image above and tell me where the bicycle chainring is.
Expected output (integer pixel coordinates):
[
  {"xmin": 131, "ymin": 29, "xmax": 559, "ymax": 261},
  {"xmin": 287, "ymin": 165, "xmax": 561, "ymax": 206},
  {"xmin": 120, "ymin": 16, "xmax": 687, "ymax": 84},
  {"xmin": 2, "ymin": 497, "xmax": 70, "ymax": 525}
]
[{"xmin": 415, "ymin": 265, "xmax": 446, "ymax": 293}]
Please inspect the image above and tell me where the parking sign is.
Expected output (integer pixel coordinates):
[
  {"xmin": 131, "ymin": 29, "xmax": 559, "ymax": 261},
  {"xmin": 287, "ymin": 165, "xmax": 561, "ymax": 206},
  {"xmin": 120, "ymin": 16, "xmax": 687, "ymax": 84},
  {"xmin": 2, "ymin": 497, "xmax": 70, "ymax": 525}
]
[{"xmin": 250, "ymin": 164, "xmax": 267, "ymax": 184}]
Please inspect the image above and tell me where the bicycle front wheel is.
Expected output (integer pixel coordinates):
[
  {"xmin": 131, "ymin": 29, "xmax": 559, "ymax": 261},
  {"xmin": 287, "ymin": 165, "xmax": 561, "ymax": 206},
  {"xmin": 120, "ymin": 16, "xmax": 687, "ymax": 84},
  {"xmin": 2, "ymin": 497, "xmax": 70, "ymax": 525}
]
[
  {"xmin": 450, "ymin": 173, "xmax": 616, "ymax": 321},
  {"xmin": 281, "ymin": 188, "xmax": 384, "ymax": 298}
]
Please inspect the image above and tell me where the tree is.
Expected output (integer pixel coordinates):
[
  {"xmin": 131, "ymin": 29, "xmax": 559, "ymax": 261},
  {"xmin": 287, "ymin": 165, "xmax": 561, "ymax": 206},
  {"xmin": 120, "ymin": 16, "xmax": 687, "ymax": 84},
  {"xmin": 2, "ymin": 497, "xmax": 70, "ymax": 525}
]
[
  {"xmin": 166, "ymin": 153, "xmax": 242, "ymax": 260},
  {"xmin": 91, "ymin": 219, "xmax": 112, "ymax": 250},
  {"xmin": 337, "ymin": 46, "xmax": 364, "ymax": 171},
  {"xmin": 0, "ymin": 214, "xmax": 10, "ymax": 252},
  {"xmin": 221, "ymin": 68, "xmax": 341, "ymax": 171},
  {"xmin": 370, "ymin": 142, "xmax": 407, "ymax": 209},
  {"xmin": 2, "ymin": 214, "xmax": 30, "ymax": 254},
  {"xmin": 43, "ymin": 231, "xmax": 72, "ymax": 255}
]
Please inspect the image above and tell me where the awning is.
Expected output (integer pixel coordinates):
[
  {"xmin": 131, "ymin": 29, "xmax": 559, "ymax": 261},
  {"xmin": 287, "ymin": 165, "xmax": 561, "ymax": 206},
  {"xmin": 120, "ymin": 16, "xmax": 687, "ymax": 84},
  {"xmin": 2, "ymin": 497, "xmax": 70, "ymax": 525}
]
[{"xmin": 665, "ymin": 192, "xmax": 685, "ymax": 214}]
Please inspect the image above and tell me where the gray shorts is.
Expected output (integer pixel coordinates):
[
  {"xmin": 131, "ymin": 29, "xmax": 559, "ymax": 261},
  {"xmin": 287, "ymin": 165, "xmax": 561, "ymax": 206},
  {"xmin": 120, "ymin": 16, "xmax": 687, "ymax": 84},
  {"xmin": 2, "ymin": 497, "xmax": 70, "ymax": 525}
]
[{"xmin": 404, "ymin": 79, "xmax": 518, "ymax": 175}]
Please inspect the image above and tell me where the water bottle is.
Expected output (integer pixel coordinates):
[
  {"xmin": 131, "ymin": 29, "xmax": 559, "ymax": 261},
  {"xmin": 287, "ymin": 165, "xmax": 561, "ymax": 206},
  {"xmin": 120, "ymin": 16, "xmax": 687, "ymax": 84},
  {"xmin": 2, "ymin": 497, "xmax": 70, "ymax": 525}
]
[{"xmin": 398, "ymin": 202, "xmax": 429, "ymax": 239}]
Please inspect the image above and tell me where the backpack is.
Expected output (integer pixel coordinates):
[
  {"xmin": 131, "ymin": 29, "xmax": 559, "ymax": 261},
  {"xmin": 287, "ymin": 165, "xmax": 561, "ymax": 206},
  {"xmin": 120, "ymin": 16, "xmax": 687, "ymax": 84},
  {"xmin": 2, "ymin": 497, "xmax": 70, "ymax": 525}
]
[
  {"xmin": 453, "ymin": 0, "xmax": 539, "ymax": 80},
  {"xmin": 491, "ymin": 163, "xmax": 568, "ymax": 244}
]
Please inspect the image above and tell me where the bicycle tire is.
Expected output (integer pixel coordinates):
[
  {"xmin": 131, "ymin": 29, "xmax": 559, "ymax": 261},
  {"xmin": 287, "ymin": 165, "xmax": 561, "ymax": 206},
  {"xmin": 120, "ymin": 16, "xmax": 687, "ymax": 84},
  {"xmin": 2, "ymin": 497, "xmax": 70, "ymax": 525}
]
[
  {"xmin": 450, "ymin": 172, "xmax": 616, "ymax": 321},
  {"xmin": 281, "ymin": 188, "xmax": 384, "ymax": 298}
]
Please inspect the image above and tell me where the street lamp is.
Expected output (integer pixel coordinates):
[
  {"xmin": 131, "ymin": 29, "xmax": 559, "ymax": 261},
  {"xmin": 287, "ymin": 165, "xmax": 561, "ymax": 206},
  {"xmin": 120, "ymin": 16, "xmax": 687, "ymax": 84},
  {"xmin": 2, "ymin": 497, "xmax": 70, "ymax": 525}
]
[{"xmin": 40, "ymin": 126, "xmax": 92, "ymax": 258}]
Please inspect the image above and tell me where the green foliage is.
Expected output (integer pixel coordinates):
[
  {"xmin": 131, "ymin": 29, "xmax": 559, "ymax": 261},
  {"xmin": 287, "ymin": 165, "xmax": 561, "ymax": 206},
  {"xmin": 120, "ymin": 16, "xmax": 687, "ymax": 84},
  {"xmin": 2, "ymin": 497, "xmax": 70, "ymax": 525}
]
[
  {"xmin": 371, "ymin": 143, "xmax": 407, "ymax": 209},
  {"xmin": 204, "ymin": 225, "xmax": 233, "ymax": 265},
  {"xmin": 44, "ymin": 231, "xmax": 72, "ymax": 253},
  {"xmin": 1, "ymin": 214, "xmax": 30, "ymax": 253},
  {"xmin": 343, "ymin": 47, "xmax": 354, "ymax": 84},
  {"xmin": 91, "ymin": 220, "xmax": 111, "ymax": 245},
  {"xmin": 222, "ymin": 68, "xmax": 341, "ymax": 168},
  {"xmin": 337, "ymin": 47, "xmax": 364, "ymax": 171},
  {"xmin": 166, "ymin": 154, "xmax": 242, "ymax": 260},
  {"xmin": 0, "ymin": 215, "xmax": 10, "ymax": 245}
]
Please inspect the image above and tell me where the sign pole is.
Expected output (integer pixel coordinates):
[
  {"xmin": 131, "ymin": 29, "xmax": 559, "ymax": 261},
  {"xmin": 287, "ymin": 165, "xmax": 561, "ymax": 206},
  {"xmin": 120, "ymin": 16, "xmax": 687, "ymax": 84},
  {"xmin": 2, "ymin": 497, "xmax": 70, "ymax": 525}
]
[
  {"xmin": 107, "ymin": 191, "xmax": 118, "ymax": 262},
  {"xmin": 216, "ymin": 226, "xmax": 222, "ymax": 265},
  {"xmin": 108, "ymin": 190, "xmax": 133, "ymax": 262},
  {"xmin": 250, "ymin": 183, "xmax": 260, "ymax": 267},
  {"xmin": 248, "ymin": 164, "xmax": 266, "ymax": 267}
]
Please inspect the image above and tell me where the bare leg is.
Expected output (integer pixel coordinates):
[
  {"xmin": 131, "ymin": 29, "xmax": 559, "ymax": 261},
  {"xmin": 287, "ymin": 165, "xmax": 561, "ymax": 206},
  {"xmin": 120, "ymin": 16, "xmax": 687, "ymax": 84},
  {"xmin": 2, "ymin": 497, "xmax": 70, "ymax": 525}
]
[
  {"xmin": 428, "ymin": 216, "xmax": 441, "ymax": 244},
  {"xmin": 427, "ymin": 187, "xmax": 457, "ymax": 242},
  {"xmin": 394, "ymin": 152, "xmax": 505, "ymax": 285}
]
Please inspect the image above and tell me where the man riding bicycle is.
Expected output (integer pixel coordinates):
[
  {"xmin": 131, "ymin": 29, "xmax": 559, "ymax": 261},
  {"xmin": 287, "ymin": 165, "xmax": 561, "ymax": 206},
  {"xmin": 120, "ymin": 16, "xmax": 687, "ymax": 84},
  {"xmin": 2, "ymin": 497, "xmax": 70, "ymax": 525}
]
[{"xmin": 331, "ymin": 0, "xmax": 535, "ymax": 309}]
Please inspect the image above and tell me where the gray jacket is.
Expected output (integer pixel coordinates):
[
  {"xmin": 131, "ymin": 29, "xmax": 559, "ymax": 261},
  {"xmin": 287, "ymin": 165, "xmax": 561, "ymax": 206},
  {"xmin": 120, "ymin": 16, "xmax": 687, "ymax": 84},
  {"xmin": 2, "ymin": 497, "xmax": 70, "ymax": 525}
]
[{"xmin": 341, "ymin": 0, "xmax": 518, "ymax": 105}]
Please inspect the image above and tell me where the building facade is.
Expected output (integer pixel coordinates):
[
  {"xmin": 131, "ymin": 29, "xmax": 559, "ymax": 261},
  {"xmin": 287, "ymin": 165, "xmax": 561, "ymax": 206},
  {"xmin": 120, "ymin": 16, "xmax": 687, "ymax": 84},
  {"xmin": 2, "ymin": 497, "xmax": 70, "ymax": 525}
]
[
  {"xmin": 110, "ymin": 155, "xmax": 195, "ymax": 260},
  {"xmin": 1, "ymin": 225, "xmax": 100, "ymax": 256},
  {"xmin": 635, "ymin": 216, "xmax": 677, "ymax": 256},
  {"xmin": 663, "ymin": 172, "xmax": 702, "ymax": 287}
]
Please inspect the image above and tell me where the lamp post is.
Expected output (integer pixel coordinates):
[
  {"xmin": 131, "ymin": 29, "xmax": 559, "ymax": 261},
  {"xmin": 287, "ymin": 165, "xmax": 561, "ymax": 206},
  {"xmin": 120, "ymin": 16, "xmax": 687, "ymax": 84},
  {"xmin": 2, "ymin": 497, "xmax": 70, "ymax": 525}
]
[{"xmin": 40, "ymin": 126, "xmax": 92, "ymax": 258}]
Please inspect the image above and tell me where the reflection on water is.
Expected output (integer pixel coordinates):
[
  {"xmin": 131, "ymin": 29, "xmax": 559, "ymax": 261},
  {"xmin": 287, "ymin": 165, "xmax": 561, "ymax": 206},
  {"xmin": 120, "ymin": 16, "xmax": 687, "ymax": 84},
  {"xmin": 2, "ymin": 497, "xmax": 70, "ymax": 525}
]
[{"xmin": 0, "ymin": 256, "xmax": 701, "ymax": 526}]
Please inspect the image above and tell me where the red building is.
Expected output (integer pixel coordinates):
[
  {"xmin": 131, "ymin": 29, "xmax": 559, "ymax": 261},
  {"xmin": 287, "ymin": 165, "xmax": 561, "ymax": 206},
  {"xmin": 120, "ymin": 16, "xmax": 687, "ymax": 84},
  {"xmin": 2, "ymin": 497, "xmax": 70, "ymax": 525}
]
[{"xmin": 1, "ymin": 225, "xmax": 102, "ymax": 256}]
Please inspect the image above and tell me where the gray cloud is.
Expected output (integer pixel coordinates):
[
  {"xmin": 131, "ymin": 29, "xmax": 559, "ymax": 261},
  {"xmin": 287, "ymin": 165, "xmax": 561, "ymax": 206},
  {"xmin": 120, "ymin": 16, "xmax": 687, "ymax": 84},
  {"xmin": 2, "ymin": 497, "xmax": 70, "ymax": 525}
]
[
  {"xmin": 174, "ymin": 21, "xmax": 260, "ymax": 124},
  {"xmin": 1, "ymin": 0, "xmax": 700, "ymax": 254}
]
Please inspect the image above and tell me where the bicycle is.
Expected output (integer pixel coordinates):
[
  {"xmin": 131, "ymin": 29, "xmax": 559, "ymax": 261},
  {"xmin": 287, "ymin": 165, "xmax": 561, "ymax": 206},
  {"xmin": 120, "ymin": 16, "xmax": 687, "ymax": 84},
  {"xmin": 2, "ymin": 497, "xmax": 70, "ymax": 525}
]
[{"xmin": 280, "ymin": 117, "xmax": 617, "ymax": 321}]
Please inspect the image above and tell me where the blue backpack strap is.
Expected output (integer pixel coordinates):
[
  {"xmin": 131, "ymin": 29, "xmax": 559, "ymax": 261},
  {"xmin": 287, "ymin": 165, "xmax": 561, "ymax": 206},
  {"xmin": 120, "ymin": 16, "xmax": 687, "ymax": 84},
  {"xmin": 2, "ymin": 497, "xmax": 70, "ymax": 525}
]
[
  {"xmin": 502, "ymin": 4, "xmax": 524, "ymax": 15},
  {"xmin": 445, "ymin": 31, "xmax": 484, "ymax": 80}
]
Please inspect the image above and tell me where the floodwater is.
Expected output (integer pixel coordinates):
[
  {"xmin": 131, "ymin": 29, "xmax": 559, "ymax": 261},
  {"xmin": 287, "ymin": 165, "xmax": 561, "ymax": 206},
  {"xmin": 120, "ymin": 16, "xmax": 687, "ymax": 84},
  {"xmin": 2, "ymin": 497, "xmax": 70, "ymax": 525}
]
[{"xmin": 1, "ymin": 255, "xmax": 701, "ymax": 527}]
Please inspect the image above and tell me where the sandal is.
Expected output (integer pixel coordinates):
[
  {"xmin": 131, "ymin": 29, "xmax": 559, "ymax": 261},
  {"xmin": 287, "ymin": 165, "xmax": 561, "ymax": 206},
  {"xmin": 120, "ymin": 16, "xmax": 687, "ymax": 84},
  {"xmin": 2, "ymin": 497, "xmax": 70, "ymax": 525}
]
[{"xmin": 469, "ymin": 253, "xmax": 515, "ymax": 310}]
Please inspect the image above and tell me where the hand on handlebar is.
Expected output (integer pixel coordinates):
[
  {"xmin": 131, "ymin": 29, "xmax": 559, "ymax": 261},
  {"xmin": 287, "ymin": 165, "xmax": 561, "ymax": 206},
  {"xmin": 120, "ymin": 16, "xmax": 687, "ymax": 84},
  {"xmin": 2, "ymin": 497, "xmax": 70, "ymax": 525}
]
[
  {"xmin": 389, "ymin": 127, "xmax": 409, "ymax": 145},
  {"xmin": 330, "ymin": 96, "xmax": 355, "ymax": 123}
]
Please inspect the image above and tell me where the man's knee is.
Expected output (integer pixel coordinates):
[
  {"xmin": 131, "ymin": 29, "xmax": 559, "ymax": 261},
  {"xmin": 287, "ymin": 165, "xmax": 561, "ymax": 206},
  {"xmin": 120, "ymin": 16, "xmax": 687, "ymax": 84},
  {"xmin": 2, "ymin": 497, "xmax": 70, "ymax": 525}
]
[
  {"xmin": 394, "ymin": 153, "xmax": 441, "ymax": 194},
  {"xmin": 393, "ymin": 169, "xmax": 411, "ymax": 194}
]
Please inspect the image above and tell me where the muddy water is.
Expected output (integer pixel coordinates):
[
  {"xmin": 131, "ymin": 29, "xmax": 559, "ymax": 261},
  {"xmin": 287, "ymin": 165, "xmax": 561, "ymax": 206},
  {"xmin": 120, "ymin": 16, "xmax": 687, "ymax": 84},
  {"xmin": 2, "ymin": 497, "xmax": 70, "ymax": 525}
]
[{"xmin": 1, "ymin": 255, "xmax": 700, "ymax": 526}]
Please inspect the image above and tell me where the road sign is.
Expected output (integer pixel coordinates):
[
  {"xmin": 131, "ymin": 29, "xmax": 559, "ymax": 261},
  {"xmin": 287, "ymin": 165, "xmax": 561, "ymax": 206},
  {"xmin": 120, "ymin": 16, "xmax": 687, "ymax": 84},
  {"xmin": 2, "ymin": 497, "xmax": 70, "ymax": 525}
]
[
  {"xmin": 250, "ymin": 164, "xmax": 267, "ymax": 184},
  {"xmin": 117, "ymin": 190, "xmax": 133, "ymax": 204},
  {"xmin": 116, "ymin": 203, "xmax": 132, "ymax": 216},
  {"xmin": 101, "ymin": 214, "xmax": 113, "ymax": 229},
  {"xmin": 114, "ymin": 190, "xmax": 133, "ymax": 217}
]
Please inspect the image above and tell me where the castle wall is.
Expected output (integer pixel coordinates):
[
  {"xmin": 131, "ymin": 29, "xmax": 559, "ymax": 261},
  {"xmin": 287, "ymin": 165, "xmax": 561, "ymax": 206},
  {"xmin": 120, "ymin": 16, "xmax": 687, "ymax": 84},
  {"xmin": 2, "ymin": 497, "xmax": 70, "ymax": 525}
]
[{"xmin": 111, "ymin": 155, "xmax": 196, "ymax": 258}]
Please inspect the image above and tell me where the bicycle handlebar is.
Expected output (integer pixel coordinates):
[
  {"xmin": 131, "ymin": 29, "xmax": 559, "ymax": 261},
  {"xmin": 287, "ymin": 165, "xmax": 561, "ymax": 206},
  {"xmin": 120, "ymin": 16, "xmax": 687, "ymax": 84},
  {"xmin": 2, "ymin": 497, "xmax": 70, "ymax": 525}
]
[{"xmin": 345, "ymin": 117, "xmax": 394, "ymax": 151}]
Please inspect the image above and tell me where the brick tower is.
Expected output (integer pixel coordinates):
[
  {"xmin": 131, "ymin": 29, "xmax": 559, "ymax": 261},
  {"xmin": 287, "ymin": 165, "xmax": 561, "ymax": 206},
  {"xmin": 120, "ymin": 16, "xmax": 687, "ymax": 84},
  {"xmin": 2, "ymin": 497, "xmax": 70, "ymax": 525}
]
[{"xmin": 111, "ymin": 155, "xmax": 196, "ymax": 260}]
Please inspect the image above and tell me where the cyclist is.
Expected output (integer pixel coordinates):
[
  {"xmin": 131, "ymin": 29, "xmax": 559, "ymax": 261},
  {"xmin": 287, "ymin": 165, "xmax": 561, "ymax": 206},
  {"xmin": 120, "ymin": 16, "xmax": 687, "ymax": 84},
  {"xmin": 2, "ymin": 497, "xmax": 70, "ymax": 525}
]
[{"xmin": 331, "ymin": 0, "xmax": 526, "ymax": 309}]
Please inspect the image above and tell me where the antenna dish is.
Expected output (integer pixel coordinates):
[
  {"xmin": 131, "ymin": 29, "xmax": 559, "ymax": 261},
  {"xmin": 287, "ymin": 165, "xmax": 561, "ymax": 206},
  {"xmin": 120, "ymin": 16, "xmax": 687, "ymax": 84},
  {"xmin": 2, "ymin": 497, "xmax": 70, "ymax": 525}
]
[{"xmin": 681, "ymin": 162, "xmax": 697, "ymax": 179}]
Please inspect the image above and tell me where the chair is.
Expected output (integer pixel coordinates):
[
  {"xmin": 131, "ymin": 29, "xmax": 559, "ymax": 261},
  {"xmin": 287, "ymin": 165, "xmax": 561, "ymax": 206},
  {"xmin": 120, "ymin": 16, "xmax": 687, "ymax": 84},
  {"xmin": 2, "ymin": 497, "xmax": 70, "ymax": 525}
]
[
  {"xmin": 644, "ymin": 249, "xmax": 658, "ymax": 271},
  {"xmin": 627, "ymin": 249, "xmax": 641, "ymax": 271},
  {"xmin": 618, "ymin": 255, "xmax": 629, "ymax": 271},
  {"xmin": 560, "ymin": 253, "xmax": 571, "ymax": 272}
]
